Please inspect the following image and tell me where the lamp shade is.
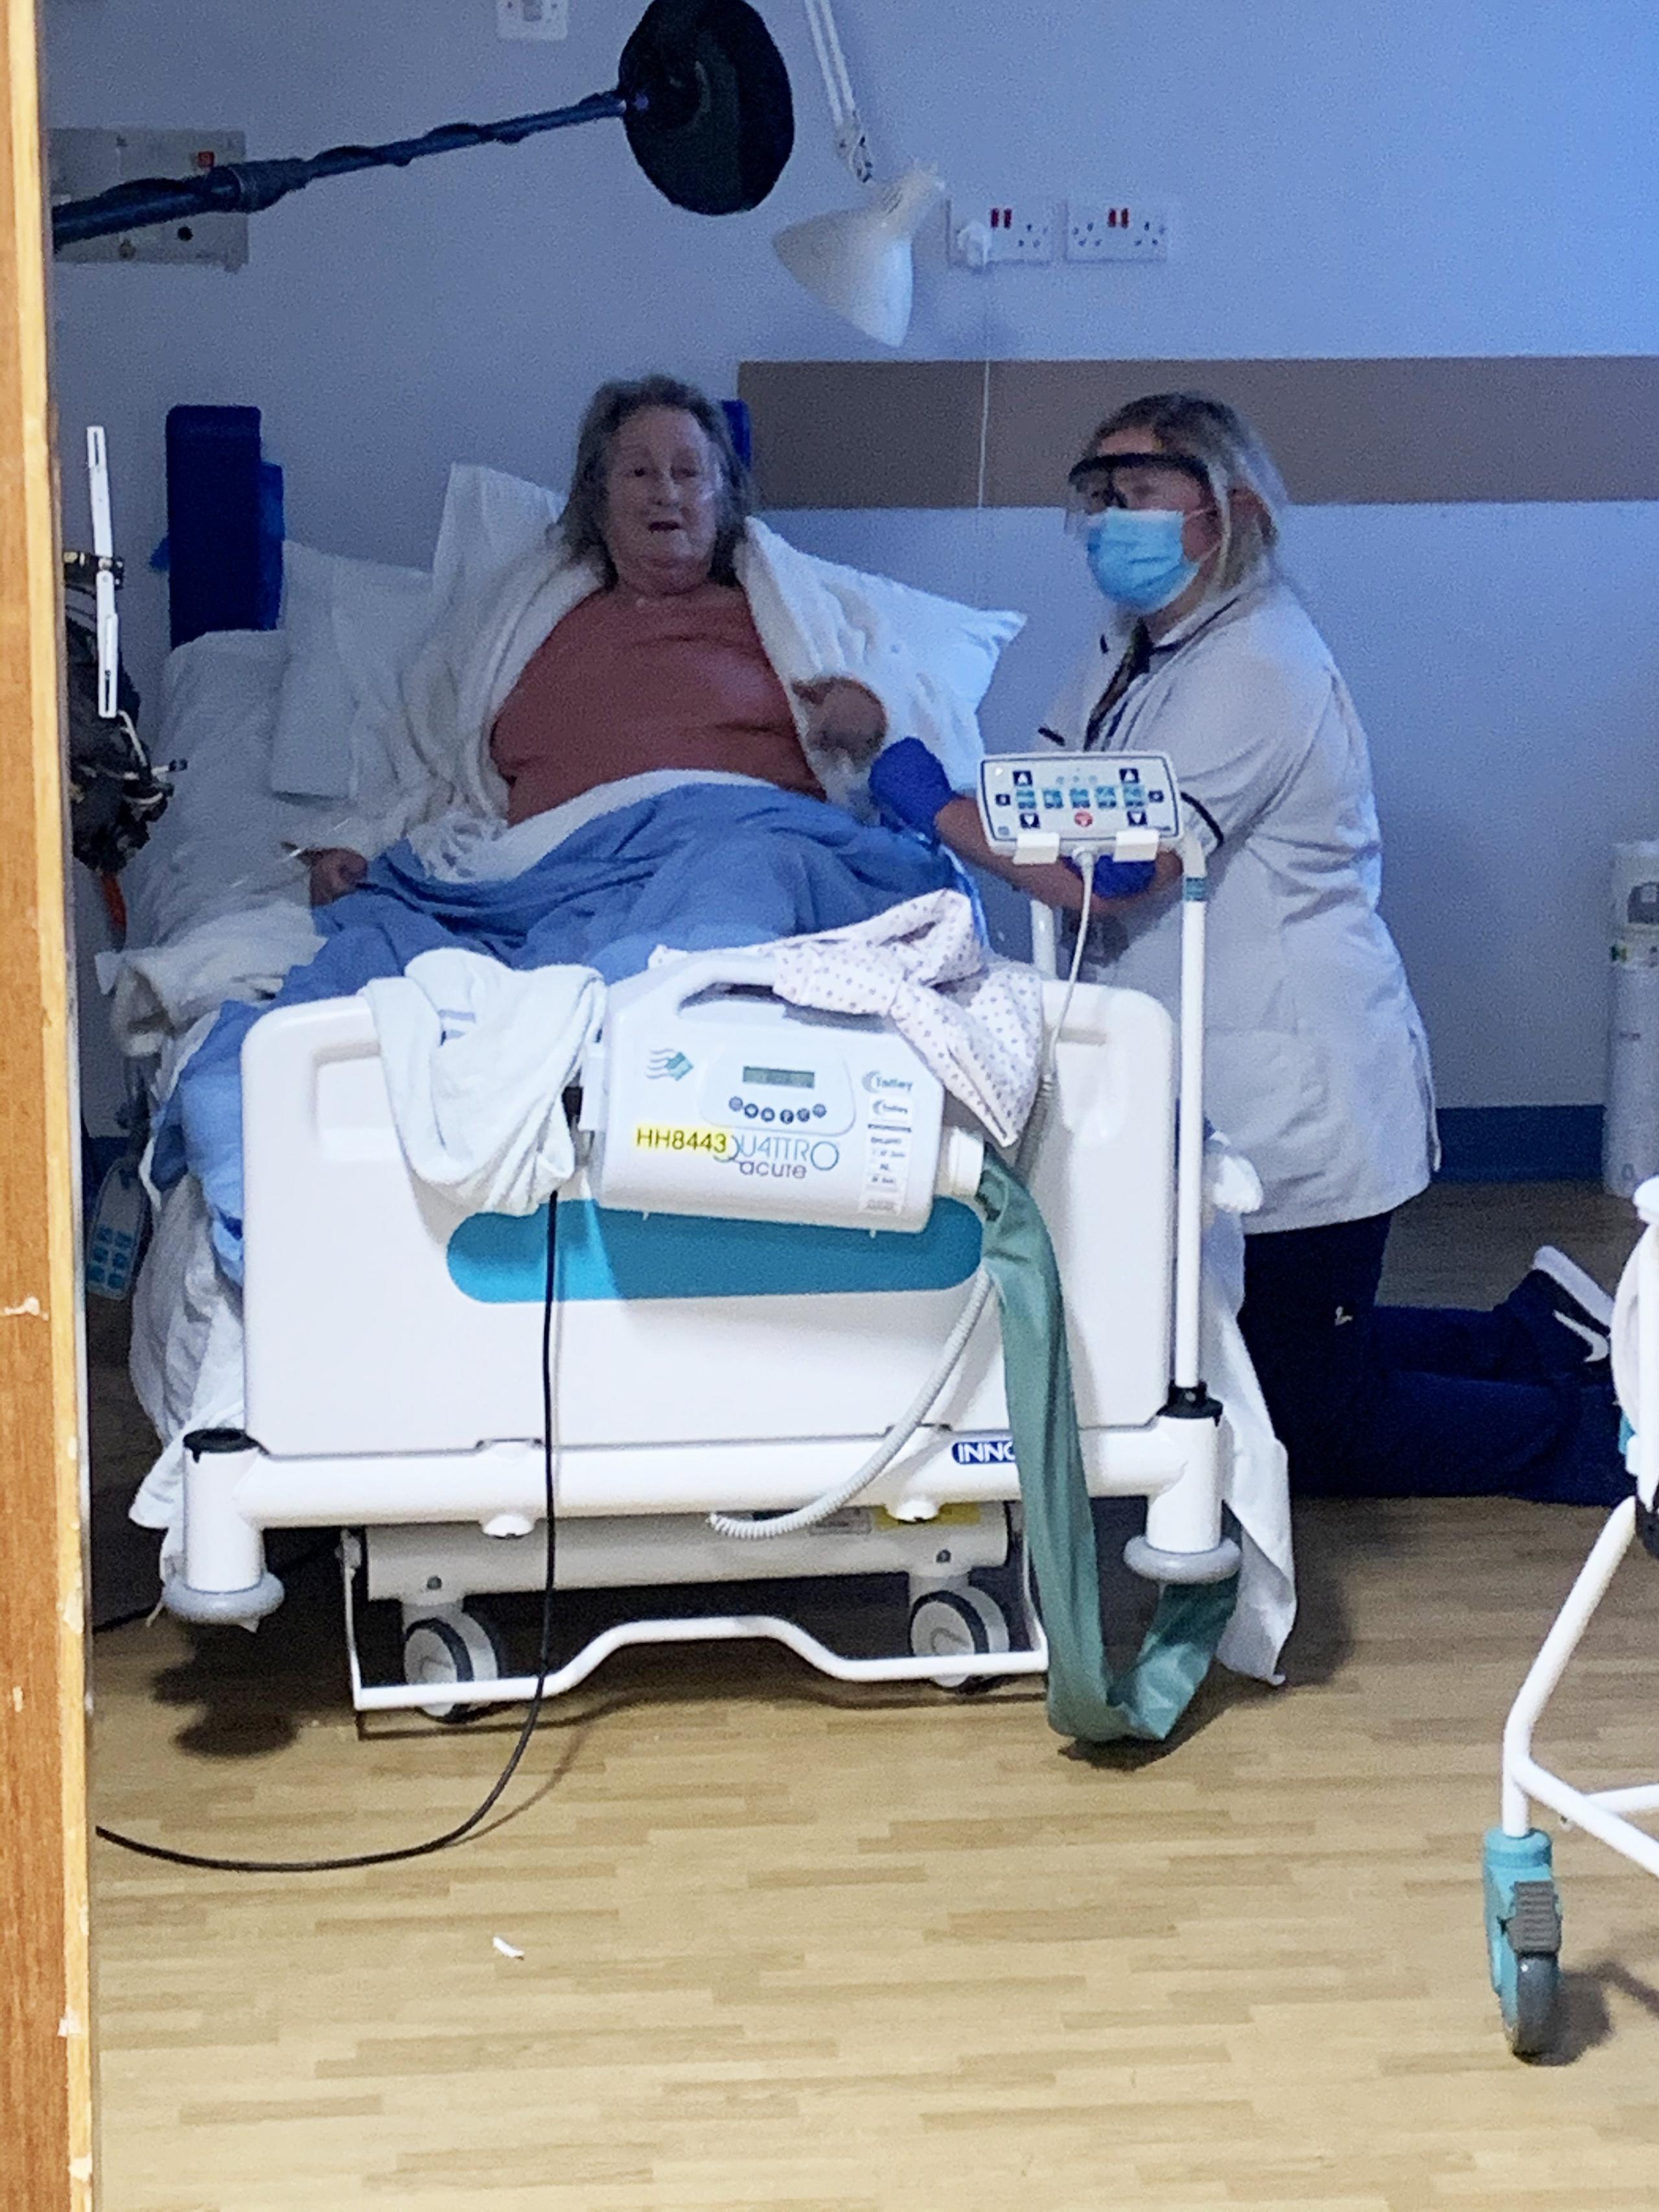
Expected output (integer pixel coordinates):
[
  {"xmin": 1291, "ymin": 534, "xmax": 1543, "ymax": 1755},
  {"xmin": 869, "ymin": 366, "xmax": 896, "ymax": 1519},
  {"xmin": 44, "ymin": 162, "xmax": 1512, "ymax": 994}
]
[{"xmin": 773, "ymin": 161, "xmax": 943, "ymax": 347}]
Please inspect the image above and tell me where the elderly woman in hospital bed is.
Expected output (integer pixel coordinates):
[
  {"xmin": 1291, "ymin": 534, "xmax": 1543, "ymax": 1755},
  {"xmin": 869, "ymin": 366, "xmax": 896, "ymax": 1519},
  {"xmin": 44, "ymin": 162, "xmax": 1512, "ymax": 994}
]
[
  {"xmin": 146, "ymin": 372, "xmax": 1093, "ymax": 1285},
  {"xmin": 301, "ymin": 373, "xmax": 1098, "ymax": 926}
]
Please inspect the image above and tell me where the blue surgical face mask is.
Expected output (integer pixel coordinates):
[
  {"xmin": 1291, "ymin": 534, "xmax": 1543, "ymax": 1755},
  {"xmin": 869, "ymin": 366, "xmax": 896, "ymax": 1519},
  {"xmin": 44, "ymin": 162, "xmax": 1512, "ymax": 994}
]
[{"xmin": 1084, "ymin": 506, "xmax": 1200, "ymax": 613}]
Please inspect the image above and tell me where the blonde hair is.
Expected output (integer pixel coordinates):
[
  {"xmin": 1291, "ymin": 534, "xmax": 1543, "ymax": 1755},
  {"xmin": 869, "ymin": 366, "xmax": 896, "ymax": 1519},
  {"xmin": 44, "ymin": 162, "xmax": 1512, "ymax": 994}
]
[{"xmin": 1086, "ymin": 391, "xmax": 1287, "ymax": 597}]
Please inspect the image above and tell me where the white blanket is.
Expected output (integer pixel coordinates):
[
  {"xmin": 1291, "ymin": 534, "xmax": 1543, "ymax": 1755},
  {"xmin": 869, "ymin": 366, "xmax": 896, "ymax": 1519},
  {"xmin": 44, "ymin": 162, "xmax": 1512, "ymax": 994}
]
[
  {"xmin": 1196, "ymin": 1227, "xmax": 1293, "ymax": 1683},
  {"xmin": 98, "ymin": 905, "xmax": 323, "ymax": 1057},
  {"xmin": 362, "ymin": 951, "xmax": 603, "ymax": 1217},
  {"xmin": 404, "ymin": 769, "xmax": 762, "ymax": 885},
  {"xmin": 324, "ymin": 518, "xmax": 999, "ymax": 864},
  {"xmin": 130, "ymin": 1172, "xmax": 246, "ymax": 1533}
]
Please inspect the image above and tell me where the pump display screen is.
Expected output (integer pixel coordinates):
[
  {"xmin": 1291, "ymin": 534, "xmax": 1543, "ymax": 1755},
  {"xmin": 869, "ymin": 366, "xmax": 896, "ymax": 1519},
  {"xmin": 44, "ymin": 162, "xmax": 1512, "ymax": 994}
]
[{"xmin": 742, "ymin": 1065, "xmax": 816, "ymax": 1089}]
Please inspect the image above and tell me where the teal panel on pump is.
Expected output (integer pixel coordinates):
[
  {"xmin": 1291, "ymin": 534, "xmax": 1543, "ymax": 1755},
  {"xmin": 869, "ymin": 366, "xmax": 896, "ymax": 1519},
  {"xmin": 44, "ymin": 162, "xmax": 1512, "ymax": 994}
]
[{"xmin": 447, "ymin": 1198, "xmax": 982, "ymax": 1304}]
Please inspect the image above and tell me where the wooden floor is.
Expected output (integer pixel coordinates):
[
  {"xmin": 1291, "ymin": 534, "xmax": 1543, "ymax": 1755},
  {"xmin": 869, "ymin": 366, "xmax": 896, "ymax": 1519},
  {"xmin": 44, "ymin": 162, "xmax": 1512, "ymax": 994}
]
[{"xmin": 89, "ymin": 1183, "xmax": 1659, "ymax": 2211}]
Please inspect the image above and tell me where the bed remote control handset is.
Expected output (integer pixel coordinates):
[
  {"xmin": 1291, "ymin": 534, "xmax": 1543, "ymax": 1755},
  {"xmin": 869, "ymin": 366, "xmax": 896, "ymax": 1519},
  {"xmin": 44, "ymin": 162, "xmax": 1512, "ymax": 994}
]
[{"xmin": 975, "ymin": 750, "xmax": 1181, "ymax": 867}]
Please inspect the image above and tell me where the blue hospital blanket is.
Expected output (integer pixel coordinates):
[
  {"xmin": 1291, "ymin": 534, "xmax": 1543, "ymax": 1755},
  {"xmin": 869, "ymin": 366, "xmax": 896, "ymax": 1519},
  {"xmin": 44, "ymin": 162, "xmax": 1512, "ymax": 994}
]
[{"xmin": 152, "ymin": 783, "xmax": 957, "ymax": 1280}]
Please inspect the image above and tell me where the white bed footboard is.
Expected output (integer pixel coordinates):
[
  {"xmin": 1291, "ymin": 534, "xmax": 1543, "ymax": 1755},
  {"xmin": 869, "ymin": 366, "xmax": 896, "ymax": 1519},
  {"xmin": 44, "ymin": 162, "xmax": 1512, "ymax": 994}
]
[
  {"xmin": 165, "ymin": 974, "xmax": 1299, "ymax": 1688},
  {"xmin": 240, "ymin": 980, "xmax": 1177, "ymax": 1466}
]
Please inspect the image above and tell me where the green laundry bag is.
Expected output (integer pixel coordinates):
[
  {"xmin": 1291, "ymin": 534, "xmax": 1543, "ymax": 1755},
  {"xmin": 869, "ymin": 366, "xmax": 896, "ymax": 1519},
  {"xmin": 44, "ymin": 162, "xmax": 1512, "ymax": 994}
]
[{"xmin": 975, "ymin": 1150, "xmax": 1238, "ymax": 1745}]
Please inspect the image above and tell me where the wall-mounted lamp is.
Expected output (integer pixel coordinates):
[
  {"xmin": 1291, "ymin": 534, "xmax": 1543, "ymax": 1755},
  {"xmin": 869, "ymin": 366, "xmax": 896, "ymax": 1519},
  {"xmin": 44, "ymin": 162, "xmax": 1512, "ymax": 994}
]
[{"xmin": 772, "ymin": 0, "xmax": 942, "ymax": 347}]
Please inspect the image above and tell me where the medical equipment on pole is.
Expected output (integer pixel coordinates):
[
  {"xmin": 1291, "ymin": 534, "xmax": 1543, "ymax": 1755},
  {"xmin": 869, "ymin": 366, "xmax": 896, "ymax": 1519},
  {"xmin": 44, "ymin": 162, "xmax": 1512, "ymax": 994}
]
[
  {"xmin": 977, "ymin": 751, "xmax": 1235, "ymax": 1585},
  {"xmin": 65, "ymin": 426, "xmax": 167, "ymax": 1303},
  {"xmin": 50, "ymin": 0, "xmax": 794, "ymax": 251},
  {"xmin": 1483, "ymin": 1172, "xmax": 1659, "ymax": 2057}
]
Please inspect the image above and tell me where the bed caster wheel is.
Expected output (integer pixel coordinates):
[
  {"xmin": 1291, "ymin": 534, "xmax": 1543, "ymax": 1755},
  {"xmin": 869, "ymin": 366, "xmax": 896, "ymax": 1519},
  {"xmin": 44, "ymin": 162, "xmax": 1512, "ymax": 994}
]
[
  {"xmin": 1500, "ymin": 1945, "xmax": 1561, "ymax": 2058},
  {"xmin": 402, "ymin": 1604, "xmax": 507, "ymax": 1723},
  {"xmin": 908, "ymin": 1585, "xmax": 1010, "ymax": 1692},
  {"xmin": 1483, "ymin": 1828, "xmax": 1562, "ymax": 2058}
]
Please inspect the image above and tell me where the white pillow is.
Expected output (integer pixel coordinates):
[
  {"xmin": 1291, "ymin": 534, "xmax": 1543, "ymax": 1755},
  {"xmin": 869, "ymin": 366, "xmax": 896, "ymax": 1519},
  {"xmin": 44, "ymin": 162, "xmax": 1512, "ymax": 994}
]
[
  {"xmin": 800, "ymin": 553, "xmax": 1023, "ymax": 716},
  {"xmin": 268, "ymin": 541, "xmax": 432, "ymax": 800},
  {"xmin": 123, "ymin": 631, "xmax": 311, "ymax": 946},
  {"xmin": 432, "ymin": 464, "xmax": 564, "ymax": 613}
]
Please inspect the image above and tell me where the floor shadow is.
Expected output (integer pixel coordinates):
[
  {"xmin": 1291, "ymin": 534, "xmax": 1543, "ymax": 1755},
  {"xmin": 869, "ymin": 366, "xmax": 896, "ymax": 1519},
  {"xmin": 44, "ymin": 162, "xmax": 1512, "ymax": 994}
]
[
  {"xmin": 1511, "ymin": 1958, "xmax": 1659, "ymax": 2067},
  {"xmin": 111, "ymin": 1495, "xmax": 1282, "ymax": 1764},
  {"xmin": 1272, "ymin": 1496, "xmax": 1419, "ymax": 1688},
  {"xmin": 135, "ymin": 1540, "xmax": 349, "ymax": 1758},
  {"xmin": 1533, "ymin": 1967, "xmax": 1618, "ymax": 2065},
  {"xmin": 1058, "ymin": 1662, "xmax": 1281, "ymax": 1771}
]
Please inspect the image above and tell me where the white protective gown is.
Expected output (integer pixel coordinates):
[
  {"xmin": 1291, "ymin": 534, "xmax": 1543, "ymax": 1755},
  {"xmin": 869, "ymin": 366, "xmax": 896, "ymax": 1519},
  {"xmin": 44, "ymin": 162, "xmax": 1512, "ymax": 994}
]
[{"xmin": 1041, "ymin": 576, "xmax": 1437, "ymax": 1235}]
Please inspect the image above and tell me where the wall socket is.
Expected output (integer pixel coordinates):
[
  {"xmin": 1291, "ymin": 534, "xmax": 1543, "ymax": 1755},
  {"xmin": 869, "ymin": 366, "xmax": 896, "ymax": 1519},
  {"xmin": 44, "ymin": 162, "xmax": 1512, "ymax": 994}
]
[
  {"xmin": 498, "ymin": 0, "xmax": 567, "ymax": 39},
  {"xmin": 949, "ymin": 200, "xmax": 1058, "ymax": 266},
  {"xmin": 1065, "ymin": 199, "xmax": 1172, "ymax": 262}
]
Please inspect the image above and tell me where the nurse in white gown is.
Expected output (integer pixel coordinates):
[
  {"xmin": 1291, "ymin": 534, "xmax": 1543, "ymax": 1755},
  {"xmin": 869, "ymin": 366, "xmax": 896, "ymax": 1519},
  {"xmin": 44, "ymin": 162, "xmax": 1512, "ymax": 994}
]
[{"xmin": 870, "ymin": 391, "xmax": 1629, "ymax": 1506}]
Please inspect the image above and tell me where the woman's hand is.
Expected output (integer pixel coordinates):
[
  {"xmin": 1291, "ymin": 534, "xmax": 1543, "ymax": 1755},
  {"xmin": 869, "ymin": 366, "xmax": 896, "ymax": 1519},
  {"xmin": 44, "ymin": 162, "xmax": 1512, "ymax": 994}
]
[
  {"xmin": 792, "ymin": 675, "xmax": 887, "ymax": 768},
  {"xmin": 931, "ymin": 795, "xmax": 1178, "ymax": 916},
  {"xmin": 306, "ymin": 846, "xmax": 368, "ymax": 906}
]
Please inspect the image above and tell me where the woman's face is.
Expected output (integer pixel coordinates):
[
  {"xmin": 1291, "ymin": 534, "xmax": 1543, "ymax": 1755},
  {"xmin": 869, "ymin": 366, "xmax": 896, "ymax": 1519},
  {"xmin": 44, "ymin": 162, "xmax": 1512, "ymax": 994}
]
[
  {"xmin": 602, "ymin": 406, "xmax": 722, "ymax": 592},
  {"xmin": 1089, "ymin": 427, "xmax": 1222, "ymax": 567}
]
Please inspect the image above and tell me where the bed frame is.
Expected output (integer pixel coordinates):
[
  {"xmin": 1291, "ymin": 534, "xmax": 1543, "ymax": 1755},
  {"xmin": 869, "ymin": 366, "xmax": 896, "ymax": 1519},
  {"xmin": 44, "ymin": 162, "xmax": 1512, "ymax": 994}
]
[{"xmin": 165, "ymin": 975, "xmax": 1264, "ymax": 1710}]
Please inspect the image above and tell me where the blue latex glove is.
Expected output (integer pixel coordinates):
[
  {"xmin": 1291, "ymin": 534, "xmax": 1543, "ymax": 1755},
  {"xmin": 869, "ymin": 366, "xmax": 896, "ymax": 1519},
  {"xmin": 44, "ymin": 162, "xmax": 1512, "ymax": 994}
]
[
  {"xmin": 1064, "ymin": 851, "xmax": 1157, "ymax": 899},
  {"xmin": 868, "ymin": 737, "xmax": 956, "ymax": 837}
]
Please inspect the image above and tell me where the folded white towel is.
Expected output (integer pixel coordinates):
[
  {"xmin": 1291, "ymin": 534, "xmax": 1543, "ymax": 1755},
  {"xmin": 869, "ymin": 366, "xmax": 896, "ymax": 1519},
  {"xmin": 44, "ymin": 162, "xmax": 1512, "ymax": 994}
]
[{"xmin": 362, "ymin": 949, "xmax": 603, "ymax": 1217}]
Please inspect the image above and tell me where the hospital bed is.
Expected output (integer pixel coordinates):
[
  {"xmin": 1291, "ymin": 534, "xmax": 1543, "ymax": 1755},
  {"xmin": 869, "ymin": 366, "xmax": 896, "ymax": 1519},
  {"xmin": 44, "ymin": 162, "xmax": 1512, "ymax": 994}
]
[{"xmin": 113, "ymin": 417, "xmax": 1294, "ymax": 1719}]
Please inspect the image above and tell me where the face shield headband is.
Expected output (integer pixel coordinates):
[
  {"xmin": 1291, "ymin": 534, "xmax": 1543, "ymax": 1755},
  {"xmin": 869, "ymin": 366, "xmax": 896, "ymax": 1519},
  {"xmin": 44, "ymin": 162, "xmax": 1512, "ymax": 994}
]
[{"xmin": 1063, "ymin": 448, "xmax": 1214, "ymax": 533}]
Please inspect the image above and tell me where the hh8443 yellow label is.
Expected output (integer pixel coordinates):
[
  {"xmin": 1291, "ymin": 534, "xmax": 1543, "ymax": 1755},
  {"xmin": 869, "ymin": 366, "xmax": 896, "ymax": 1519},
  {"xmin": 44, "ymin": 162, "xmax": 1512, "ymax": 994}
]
[{"xmin": 633, "ymin": 1124, "xmax": 734, "ymax": 1159}]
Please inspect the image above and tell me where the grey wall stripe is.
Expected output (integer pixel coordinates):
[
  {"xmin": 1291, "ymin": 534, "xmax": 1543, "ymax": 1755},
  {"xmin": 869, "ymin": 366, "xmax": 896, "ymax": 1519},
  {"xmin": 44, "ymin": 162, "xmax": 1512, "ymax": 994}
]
[{"xmin": 738, "ymin": 356, "xmax": 1659, "ymax": 509}]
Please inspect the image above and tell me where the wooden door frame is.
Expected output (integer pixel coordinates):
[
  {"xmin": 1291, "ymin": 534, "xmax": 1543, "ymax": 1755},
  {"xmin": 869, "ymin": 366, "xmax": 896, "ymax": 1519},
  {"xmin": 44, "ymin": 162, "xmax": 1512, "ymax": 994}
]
[{"xmin": 0, "ymin": 0, "xmax": 96, "ymax": 2204}]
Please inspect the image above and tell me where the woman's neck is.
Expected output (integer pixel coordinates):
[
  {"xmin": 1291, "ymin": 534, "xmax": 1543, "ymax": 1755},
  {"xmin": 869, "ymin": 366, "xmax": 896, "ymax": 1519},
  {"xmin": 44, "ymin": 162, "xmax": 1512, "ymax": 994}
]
[
  {"xmin": 608, "ymin": 555, "xmax": 720, "ymax": 601},
  {"xmin": 1146, "ymin": 559, "xmax": 1220, "ymax": 641}
]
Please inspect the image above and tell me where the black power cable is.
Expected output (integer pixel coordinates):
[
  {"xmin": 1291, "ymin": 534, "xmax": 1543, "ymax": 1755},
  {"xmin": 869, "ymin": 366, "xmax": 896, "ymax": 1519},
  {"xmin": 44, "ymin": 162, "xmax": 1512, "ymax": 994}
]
[{"xmin": 95, "ymin": 1198, "xmax": 563, "ymax": 1874}]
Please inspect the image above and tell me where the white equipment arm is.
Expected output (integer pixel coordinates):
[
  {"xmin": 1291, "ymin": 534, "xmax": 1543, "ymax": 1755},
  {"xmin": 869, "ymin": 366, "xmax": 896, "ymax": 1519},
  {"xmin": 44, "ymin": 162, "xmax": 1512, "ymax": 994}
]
[
  {"xmin": 87, "ymin": 426, "xmax": 119, "ymax": 719},
  {"xmin": 800, "ymin": 0, "xmax": 874, "ymax": 183}
]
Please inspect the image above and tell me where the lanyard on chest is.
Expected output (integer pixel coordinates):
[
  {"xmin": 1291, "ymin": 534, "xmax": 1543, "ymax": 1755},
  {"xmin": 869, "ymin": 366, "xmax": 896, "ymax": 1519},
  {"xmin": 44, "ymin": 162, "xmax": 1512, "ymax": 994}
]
[{"xmin": 1082, "ymin": 592, "xmax": 1246, "ymax": 752}]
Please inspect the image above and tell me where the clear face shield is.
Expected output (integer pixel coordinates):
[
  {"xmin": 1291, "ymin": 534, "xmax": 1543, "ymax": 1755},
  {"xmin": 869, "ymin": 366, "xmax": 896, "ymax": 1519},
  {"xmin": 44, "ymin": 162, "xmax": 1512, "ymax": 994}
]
[{"xmin": 1063, "ymin": 449, "xmax": 1215, "ymax": 535}]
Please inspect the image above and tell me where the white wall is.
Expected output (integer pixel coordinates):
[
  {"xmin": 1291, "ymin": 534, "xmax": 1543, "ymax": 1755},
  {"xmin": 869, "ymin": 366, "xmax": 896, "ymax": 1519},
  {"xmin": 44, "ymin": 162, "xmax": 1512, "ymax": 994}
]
[{"xmin": 44, "ymin": 0, "xmax": 1659, "ymax": 1118}]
